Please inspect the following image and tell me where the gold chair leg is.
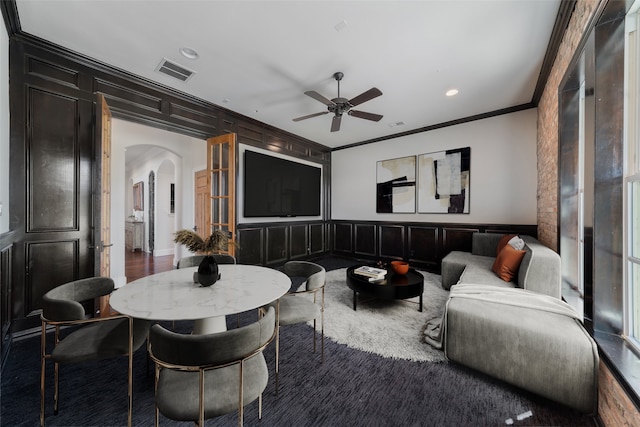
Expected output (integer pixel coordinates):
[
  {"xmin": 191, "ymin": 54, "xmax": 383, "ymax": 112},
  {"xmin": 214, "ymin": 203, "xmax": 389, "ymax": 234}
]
[
  {"xmin": 127, "ymin": 318, "xmax": 133, "ymax": 427},
  {"xmin": 53, "ymin": 326, "xmax": 60, "ymax": 415},
  {"xmin": 239, "ymin": 360, "xmax": 244, "ymax": 427},
  {"xmin": 40, "ymin": 322, "xmax": 46, "ymax": 427},
  {"xmin": 321, "ymin": 317, "xmax": 325, "ymax": 364},
  {"xmin": 154, "ymin": 364, "xmax": 161, "ymax": 427},
  {"xmin": 274, "ymin": 300, "xmax": 280, "ymax": 394},
  {"xmin": 275, "ymin": 324, "xmax": 280, "ymax": 394},
  {"xmin": 199, "ymin": 370, "xmax": 205, "ymax": 427},
  {"xmin": 321, "ymin": 291, "xmax": 325, "ymax": 364},
  {"xmin": 53, "ymin": 362, "xmax": 59, "ymax": 415},
  {"xmin": 313, "ymin": 319, "xmax": 317, "ymax": 352}
]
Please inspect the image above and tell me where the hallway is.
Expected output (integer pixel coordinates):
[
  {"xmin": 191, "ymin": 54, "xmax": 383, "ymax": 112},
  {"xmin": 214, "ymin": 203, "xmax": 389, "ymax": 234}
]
[{"xmin": 125, "ymin": 251, "xmax": 173, "ymax": 282}]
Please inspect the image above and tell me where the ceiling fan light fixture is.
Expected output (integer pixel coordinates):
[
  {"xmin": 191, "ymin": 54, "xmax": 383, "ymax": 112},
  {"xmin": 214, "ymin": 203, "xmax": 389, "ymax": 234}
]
[
  {"xmin": 179, "ymin": 47, "xmax": 199, "ymax": 60},
  {"xmin": 292, "ymin": 72, "xmax": 383, "ymax": 132},
  {"xmin": 446, "ymin": 89, "xmax": 459, "ymax": 97}
]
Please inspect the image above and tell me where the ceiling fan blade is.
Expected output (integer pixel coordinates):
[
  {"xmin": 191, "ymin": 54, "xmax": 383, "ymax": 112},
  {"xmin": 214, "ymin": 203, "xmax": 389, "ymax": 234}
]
[
  {"xmin": 292, "ymin": 111, "xmax": 329, "ymax": 122},
  {"xmin": 349, "ymin": 110, "xmax": 383, "ymax": 122},
  {"xmin": 348, "ymin": 87, "xmax": 382, "ymax": 107},
  {"xmin": 305, "ymin": 90, "xmax": 336, "ymax": 106},
  {"xmin": 331, "ymin": 115, "xmax": 342, "ymax": 132}
]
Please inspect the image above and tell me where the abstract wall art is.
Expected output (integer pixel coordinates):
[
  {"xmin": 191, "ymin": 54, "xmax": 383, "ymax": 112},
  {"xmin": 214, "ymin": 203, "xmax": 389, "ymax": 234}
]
[
  {"xmin": 417, "ymin": 147, "xmax": 470, "ymax": 214},
  {"xmin": 376, "ymin": 155, "xmax": 416, "ymax": 213}
]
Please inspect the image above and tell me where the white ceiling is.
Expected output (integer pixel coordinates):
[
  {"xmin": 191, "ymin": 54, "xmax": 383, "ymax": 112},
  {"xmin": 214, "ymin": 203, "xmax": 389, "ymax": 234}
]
[{"xmin": 16, "ymin": 0, "xmax": 560, "ymax": 149}]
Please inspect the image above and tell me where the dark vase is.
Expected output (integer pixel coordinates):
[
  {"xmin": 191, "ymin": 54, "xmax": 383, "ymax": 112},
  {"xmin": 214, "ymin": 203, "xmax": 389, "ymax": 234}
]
[{"xmin": 197, "ymin": 255, "xmax": 220, "ymax": 287}]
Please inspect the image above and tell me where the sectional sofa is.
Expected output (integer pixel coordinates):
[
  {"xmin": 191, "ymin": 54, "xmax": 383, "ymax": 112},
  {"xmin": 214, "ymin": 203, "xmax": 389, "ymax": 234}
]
[{"xmin": 434, "ymin": 233, "xmax": 599, "ymax": 414}]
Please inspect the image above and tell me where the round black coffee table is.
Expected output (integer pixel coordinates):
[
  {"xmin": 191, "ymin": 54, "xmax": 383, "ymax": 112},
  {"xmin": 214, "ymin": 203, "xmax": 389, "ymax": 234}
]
[{"xmin": 346, "ymin": 265, "xmax": 424, "ymax": 311}]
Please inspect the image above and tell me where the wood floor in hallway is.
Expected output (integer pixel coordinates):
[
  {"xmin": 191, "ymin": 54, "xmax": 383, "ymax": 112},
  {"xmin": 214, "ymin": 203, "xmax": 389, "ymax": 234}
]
[{"xmin": 125, "ymin": 251, "xmax": 174, "ymax": 282}]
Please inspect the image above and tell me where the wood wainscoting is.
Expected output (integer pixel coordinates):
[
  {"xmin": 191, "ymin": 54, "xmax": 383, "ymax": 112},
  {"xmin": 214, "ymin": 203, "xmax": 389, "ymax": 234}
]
[{"xmin": 331, "ymin": 220, "xmax": 537, "ymax": 273}]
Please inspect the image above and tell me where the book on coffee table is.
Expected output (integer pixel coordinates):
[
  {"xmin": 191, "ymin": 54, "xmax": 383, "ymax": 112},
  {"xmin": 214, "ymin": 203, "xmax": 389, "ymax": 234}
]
[{"xmin": 354, "ymin": 266, "xmax": 387, "ymax": 280}]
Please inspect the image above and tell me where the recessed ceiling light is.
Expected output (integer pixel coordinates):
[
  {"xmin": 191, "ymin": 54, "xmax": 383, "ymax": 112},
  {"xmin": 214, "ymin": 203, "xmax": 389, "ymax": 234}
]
[
  {"xmin": 335, "ymin": 20, "xmax": 348, "ymax": 32},
  {"xmin": 179, "ymin": 47, "xmax": 199, "ymax": 60},
  {"xmin": 446, "ymin": 89, "xmax": 459, "ymax": 97}
]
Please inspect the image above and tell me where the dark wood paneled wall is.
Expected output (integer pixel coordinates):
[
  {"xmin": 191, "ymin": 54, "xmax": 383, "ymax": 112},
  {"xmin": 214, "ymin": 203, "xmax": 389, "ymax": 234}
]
[
  {"xmin": 331, "ymin": 220, "xmax": 537, "ymax": 272},
  {"xmin": 0, "ymin": 231, "xmax": 15, "ymax": 368},
  {"xmin": 6, "ymin": 34, "xmax": 332, "ymax": 339},
  {"xmin": 237, "ymin": 221, "xmax": 327, "ymax": 267}
]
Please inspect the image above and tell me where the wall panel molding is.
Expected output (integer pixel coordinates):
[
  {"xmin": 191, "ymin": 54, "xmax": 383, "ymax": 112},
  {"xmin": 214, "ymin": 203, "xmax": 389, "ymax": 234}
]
[{"xmin": 331, "ymin": 220, "xmax": 537, "ymax": 272}]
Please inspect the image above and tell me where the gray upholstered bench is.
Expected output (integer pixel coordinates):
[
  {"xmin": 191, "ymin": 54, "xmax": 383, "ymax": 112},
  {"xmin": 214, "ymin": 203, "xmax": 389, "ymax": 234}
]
[{"xmin": 443, "ymin": 285, "xmax": 599, "ymax": 414}]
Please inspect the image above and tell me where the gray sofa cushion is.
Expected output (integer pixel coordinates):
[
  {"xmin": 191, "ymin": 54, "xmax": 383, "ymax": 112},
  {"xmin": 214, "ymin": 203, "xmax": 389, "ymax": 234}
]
[{"xmin": 444, "ymin": 286, "xmax": 598, "ymax": 414}]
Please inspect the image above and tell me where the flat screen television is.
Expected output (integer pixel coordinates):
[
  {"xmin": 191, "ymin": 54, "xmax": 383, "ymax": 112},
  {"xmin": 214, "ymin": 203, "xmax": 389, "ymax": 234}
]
[{"xmin": 243, "ymin": 150, "xmax": 321, "ymax": 217}]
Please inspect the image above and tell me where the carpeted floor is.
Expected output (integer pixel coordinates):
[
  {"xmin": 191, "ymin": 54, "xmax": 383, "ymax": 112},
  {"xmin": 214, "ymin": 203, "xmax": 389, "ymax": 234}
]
[{"xmin": 1, "ymin": 256, "xmax": 596, "ymax": 426}]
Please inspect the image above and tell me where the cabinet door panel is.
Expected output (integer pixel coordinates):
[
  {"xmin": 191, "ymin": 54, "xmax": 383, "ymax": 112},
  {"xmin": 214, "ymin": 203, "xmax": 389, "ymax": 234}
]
[
  {"xmin": 237, "ymin": 228, "xmax": 264, "ymax": 265},
  {"xmin": 309, "ymin": 223, "xmax": 325, "ymax": 255},
  {"xmin": 408, "ymin": 226, "xmax": 439, "ymax": 266},
  {"xmin": 355, "ymin": 224, "xmax": 376, "ymax": 257},
  {"xmin": 289, "ymin": 225, "xmax": 308, "ymax": 259},
  {"xmin": 266, "ymin": 226, "xmax": 288, "ymax": 265},
  {"xmin": 379, "ymin": 225, "xmax": 404, "ymax": 259}
]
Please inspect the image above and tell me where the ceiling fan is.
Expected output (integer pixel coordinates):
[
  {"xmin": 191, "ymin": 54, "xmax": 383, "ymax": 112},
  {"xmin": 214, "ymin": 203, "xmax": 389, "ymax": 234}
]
[{"xmin": 293, "ymin": 72, "xmax": 383, "ymax": 132}]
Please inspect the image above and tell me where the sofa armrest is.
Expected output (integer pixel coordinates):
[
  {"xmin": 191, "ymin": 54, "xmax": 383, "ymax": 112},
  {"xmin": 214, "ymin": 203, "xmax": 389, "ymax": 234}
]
[{"xmin": 518, "ymin": 236, "xmax": 562, "ymax": 299}]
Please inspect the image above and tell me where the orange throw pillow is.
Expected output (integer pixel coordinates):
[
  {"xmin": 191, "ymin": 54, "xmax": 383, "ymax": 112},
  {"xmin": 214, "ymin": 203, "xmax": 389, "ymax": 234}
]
[
  {"xmin": 496, "ymin": 234, "xmax": 516, "ymax": 256},
  {"xmin": 492, "ymin": 244, "xmax": 526, "ymax": 282}
]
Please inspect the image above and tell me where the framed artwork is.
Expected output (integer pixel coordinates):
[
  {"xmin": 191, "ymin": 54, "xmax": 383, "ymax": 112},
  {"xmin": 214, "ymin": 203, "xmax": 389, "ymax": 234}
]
[
  {"xmin": 376, "ymin": 155, "xmax": 416, "ymax": 213},
  {"xmin": 133, "ymin": 181, "xmax": 144, "ymax": 211},
  {"xmin": 417, "ymin": 147, "xmax": 470, "ymax": 214}
]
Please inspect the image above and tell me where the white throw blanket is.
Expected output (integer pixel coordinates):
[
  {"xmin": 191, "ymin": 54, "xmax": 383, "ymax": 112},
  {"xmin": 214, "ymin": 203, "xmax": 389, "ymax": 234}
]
[{"xmin": 424, "ymin": 284, "xmax": 580, "ymax": 349}]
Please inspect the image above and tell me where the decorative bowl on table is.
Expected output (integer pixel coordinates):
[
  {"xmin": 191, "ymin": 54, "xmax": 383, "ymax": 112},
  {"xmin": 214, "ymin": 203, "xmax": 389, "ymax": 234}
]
[{"xmin": 390, "ymin": 260, "xmax": 409, "ymax": 275}]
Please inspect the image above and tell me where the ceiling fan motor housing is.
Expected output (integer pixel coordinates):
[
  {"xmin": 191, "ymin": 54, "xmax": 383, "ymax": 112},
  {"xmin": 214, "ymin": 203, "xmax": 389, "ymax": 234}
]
[
  {"xmin": 293, "ymin": 71, "xmax": 382, "ymax": 131},
  {"xmin": 329, "ymin": 97, "xmax": 351, "ymax": 116}
]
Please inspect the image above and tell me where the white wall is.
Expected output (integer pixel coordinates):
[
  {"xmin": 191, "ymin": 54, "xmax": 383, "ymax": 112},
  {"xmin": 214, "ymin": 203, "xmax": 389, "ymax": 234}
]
[
  {"xmin": 332, "ymin": 109, "xmax": 538, "ymax": 224},
  {"xmin": 156, "ymin": 159, "xmax": 176, "ymax": 256},
  {"xmin": 0, "ymin": 20, "xmax": 9, "ymax": 233},
  {"xmin": 111, "ymin": 119, "xmax": 206, "ymax": 286}
]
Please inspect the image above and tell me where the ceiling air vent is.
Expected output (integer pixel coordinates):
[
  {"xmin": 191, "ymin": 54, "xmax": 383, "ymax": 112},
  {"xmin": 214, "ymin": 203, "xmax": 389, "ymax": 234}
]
[{"xmin": 155, "ymin": 58, "xmax": 195, "ymax": 82}]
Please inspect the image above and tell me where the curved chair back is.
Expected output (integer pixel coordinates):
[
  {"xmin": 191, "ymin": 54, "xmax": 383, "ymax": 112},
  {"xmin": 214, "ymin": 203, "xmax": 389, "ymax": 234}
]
[
  {"xmin": 282, "ymin": 261, "xmax": 325, "ymax": 291},
  {"xmin": 150, "ymin": 306, "xmax": 275, "ymax": 366},
  {"xmin": 149, "ymin": 306, "xmax": 276, "ymax": 425},
  {"xmin": 42, "ymin": 277, "xmax": 114, "ymax": 321},
  {"xmin": 177, "ymin": 254, "xmax": 236, "ymax": 269},
  {"xmin": 176, "ymin": 255, "xmax": 205, "ymax": 269}
]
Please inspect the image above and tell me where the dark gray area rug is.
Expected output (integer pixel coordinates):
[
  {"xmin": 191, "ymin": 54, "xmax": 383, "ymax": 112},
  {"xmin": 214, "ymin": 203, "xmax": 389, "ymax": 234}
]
[{"xmin": 1, "ymin": 256, "xmax": 596, "ymax": 426}]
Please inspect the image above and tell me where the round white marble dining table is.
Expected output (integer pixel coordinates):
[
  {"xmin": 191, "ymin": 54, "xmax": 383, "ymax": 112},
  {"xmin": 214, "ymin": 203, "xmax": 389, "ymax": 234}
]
[{"xmin": 109, "ymin": 264, "xmax": 291, "ymax": 334}]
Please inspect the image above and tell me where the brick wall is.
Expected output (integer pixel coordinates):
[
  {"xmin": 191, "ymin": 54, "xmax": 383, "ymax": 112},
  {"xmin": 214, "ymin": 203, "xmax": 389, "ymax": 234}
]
[
  {"xmin": 537, "ymin": 1, "xmax": 640, "ymax": 425},
  {"xmin": 599, "ymin": 361, "xmax": 640, "ymax": 426},
  {"xmin": 537, "ymin": 0, "xmax": 599, "ymax": 251}
]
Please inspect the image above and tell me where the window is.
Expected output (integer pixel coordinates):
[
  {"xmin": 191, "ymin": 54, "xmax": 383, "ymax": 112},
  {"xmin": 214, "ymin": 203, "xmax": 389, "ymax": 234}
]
[{"xmin": 625, "ymin": 4, "xmax": 640, "ymax": 352}]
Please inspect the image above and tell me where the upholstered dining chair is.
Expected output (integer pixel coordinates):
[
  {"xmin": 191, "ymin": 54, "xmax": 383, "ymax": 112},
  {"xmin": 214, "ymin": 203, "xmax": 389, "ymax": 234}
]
[
  {"xmin": 40, "ymin": 277, "xmax": 149, "ymax": 427},
  {"xmin": 266, "ymin": 260, "xmax": 325, "ymax": 392},
  {"xmin": 177, "ymin": 253, "xmax": 236, "ymax": 268},
  {"xmin": 149, "ymin": 306, "xmax": 277, "ymax": 427}
]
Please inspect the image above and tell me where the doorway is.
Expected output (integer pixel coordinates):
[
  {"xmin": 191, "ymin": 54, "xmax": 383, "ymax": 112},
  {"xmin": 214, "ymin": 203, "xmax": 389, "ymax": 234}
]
[{"xmin": 123, "ymin": 145, "xmax": 178, "ymax": 282}]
